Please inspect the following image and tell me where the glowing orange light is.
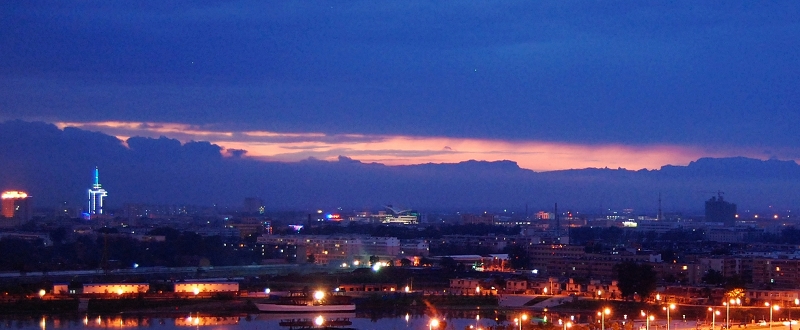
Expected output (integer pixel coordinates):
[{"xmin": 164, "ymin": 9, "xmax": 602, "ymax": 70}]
[{"xmin": 1, "ymin": 191, "xmax": 28, "ymax": 199}]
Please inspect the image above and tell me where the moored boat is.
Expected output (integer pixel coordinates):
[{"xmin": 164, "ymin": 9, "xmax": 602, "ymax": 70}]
[{"xmin": 255, "ymin": 290, "xmax": 356, "ymax": 313}]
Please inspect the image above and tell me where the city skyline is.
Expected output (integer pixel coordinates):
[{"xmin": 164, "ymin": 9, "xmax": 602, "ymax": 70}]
[{"xmin": 2, "ymin": 3, "xmax": 800, "ymax": 171}]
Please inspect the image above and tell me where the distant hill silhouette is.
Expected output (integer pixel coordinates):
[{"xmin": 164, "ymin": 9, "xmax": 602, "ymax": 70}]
[{"xmin": 0, "ymin": 121, "xmax": 798, "ymax": 213}]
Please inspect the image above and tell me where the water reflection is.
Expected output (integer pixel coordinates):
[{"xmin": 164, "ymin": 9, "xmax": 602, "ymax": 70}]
[
  {"xmin": 175, "ymin": 315, "xmax": 240, "ymax": 327},
  {"xmin": 85, "ymin": 316, "xmax": 149, "ymax": 328},
  {"xmin": 0, "ymin": 309, "xmax": 579, "ymax": 329}
]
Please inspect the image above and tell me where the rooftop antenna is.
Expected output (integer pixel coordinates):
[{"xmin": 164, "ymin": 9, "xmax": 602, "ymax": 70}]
[{"xmin": 658, "ymin": 192, "xmax": 663, "ymax": 221}]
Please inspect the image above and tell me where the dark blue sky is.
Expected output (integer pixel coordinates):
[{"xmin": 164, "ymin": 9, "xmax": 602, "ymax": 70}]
[{"xmin": 2, "ymin": 2, "xmax": 800, "ymax": 169}]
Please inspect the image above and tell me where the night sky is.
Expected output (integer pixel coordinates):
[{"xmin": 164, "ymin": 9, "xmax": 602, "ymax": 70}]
[{"xmin": 2, "ymin": 2, "xmax": 800, "ymax": 206}]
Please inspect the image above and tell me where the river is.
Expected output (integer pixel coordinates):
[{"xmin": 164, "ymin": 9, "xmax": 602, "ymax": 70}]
[{"xmin": 0, "ymin": 312, "xmax": 505, "ymax": 330}]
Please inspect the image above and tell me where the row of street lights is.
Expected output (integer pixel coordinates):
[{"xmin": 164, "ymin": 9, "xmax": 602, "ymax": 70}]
[{"xmin": 456, "ymin": 297, "xmax": 796, "ymax": 330}]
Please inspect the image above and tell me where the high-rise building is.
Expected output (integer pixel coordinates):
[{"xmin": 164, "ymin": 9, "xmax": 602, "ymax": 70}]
[
  {"xmin": 87, "ymin": 167, "xmax": 108, "ymax": 216},
  {"xmin": 1, "ymin": 190, "xmax": 31, "ymax": 222},
  {"xmin": 705, "ymin": 195, "xmax": 736, "ymax": 226}
]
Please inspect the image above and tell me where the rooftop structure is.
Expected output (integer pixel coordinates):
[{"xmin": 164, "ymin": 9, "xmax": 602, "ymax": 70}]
[
  {"xmin": 87, "ymin": 166, "xmax": 108, "ymax": 216},
  {"xmin": 705, "ymin": 194, "xmax": 736, "ymax": 226},
  {"xmin": 1, "ymin": 190, "xmax": 31, "ymax": 222}
]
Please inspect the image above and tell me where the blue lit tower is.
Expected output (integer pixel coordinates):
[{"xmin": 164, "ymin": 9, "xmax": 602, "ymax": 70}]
[{"xmin": 87, "ymin": 166, "xmax": 108, "ymax": 216}]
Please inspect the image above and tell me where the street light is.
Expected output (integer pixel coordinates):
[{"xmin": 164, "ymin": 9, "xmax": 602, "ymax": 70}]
[
  {"xmin": 518, "ymin": 314, "xmax": 527, "ymax": 330},
  {"xmin": 564, "ymin": 321, "xmax": 572, "ymax": 330},
  {"xmin": 599, "ymin": 308, "xmax": 611, "ymax": 330},
  {"xmin": 430, "ymin": 319, "xmax": 439, "ymax": 330},
  {"xmin": 476, "ymin": 314, "xmax": 480, "ymax": 330},
  {"xmin": 724, "ymin": 298, "xmax": 741, "ymax": 329},
  {"xmin": 664, "ymin": 303, "xmax": 676, "ymax": 330},
  {"xmin": 709, "ymin": 308, "xmax": 720, "ymax": 330},
  {"xmin": 766, "ymin": 302, "xmax": 780, "ymax": 330},
  {"xmin": 641, "ymin": 311, "xmax": 655, "ymax": 330},
  {"xmin": 792, "ymin": 299, "xmax": 799, "ymax": 330}
]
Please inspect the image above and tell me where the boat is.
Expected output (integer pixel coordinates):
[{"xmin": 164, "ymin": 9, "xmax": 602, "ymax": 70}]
[{"xmin": 255, "ymin": 290, "xmax": 356, "ymax": 313}]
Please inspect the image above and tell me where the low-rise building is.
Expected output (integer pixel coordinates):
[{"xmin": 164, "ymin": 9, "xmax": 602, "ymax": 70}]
[
  {"xmin": 174, "ymin": 282, "xmax": 239, "ymax": 294},
  {"xmin": 449, "ymin": 278, "xmax": 497, "ymax": 295},
  {"xmin": 338, "ymin": 283, "xmax": 397, "ymax": 293},
  {"xmin": 83, "ymin": 283, "xmax": 149, "ymax": 295}
]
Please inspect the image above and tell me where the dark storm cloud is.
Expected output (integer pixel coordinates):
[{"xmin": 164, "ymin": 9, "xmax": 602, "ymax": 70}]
[
  {"xmin": 2, "ymin": 121, "xmax": 800, "ymax": 212},
  {"xmin": 2, "ymin": 2, "xmax": 800, "ymax": 153}
]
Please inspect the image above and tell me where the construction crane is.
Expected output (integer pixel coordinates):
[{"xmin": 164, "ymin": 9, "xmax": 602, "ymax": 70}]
[{"xmin": 701, "ymin": 190, "xmax": 725, "ymax": 199}]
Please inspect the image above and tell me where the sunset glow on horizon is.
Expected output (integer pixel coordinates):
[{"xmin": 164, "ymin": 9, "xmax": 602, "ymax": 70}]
[{"xmin": 56, "ymin": 121, "xmax": 763, "ymax": 172}]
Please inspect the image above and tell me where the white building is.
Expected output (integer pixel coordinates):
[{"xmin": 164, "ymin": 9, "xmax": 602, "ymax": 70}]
[{"xmin": 87, "ymin": 167, "xmax": 108, "ymax": 216}]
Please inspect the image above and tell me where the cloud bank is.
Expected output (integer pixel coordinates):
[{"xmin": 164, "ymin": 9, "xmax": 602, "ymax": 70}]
[
  {"xmin": 2, "ymin": 121, "xmax": 799, "ymax": 213},
  {"xmin": 57, "ymin": 120, "xmax": 758, "ymax": 172}
]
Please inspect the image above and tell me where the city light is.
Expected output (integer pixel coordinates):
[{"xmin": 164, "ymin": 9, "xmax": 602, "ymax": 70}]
[
  {"xmin": 709, "ymin": 308, "xmax": 721, "ymax": 330},
  {"xmin": 87, "ymin": 167, "xmax": 108, "ymax": 216},
  {"xmin": 599, "ymin": 308, "xmax": 611, "ymax": 330},
  {"xmin": 766, "ymin": 302, "xmax": 780, "ymax": 330},
  {"xmin": 1, "ymin": 191, "xmax": 27, "ymax": 199},
  {"xmin": 664, "ymin": 303, "xmax": 676, "ymax": 330}
]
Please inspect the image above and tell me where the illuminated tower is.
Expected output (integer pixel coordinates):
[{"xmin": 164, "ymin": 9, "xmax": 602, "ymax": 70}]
[
  {"xmin": 1, "ymin": 190, "xmax": 31, "ymax": 221},
  {"xmin": 87, "ymin": 167, "xmax": 108, "ymax": 216}
]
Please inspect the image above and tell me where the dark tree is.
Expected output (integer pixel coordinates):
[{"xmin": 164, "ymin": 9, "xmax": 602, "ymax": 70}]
[
  {"xmin": 147, "ymin": 227, "xmax": 181, "ymax": 240},
  {"xmin": 702, "ymin": 269, "xmax": 725, "ymax": 285},
  {"xmin": 440, "ymin": 257, "xmax": 457, "ymax": 271},
  {"xmin": 505, "ymin": 244, "xmax": 530, "ymax": 269},
  {"xmin": 724, "ymin": 274, "xmax": 749, "ymax": 290},
  {"xmin": 420, "ymin": 257, "xmax": 434, "ymax": 267},
  {"xmin": 49, "ymin": 227, "xmax": 68, "ymax": 245},
  {"xmin": 614, "ymin": 261, "xmax": 657, "ymax": 302},
  {"xmin": 95, "ymin": 227, "xmax": 118, "ymax": 234}
]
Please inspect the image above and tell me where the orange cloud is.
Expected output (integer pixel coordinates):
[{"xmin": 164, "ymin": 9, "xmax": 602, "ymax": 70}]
[{"xmin": 55, "ymin": 121, "xmax": 753, "ymax": 172}]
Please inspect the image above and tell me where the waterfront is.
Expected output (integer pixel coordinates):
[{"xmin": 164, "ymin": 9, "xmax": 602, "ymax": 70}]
[
  {"xmin": 2, "ymin": 310, "xmax": 794, "ymax": 330},
  {"xmin": 0, "ymin": 312, "xmax": 491, "ymax": 330}
]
